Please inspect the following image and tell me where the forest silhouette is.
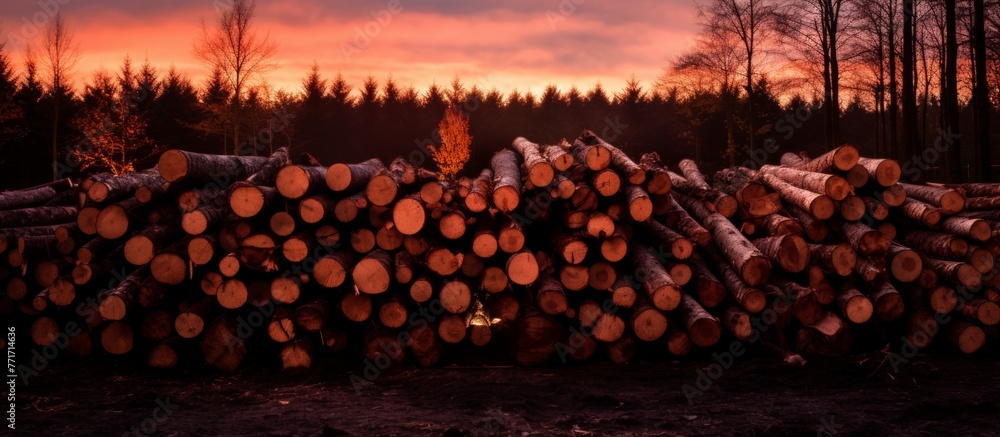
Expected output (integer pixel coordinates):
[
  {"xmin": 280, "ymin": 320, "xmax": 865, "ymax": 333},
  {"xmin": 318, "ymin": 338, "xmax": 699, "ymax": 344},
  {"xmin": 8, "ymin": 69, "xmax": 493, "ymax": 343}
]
[{"xmin": 0, "ymin": 0, "xmax": 997, "ymax": 189}]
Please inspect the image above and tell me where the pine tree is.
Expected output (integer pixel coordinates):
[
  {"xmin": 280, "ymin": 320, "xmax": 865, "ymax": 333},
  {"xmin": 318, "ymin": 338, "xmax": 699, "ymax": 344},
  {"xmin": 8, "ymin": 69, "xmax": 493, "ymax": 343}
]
[{"xmin": 0, "ymin": 39, "xmax": 28, "ymax": 188}]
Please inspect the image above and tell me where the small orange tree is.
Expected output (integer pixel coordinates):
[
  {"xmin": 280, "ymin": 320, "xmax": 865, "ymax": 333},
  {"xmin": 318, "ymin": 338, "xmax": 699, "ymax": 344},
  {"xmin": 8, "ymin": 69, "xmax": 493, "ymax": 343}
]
[{"xmin": 429, "ymin": 105, "xmax": 471, "ymax": 180}]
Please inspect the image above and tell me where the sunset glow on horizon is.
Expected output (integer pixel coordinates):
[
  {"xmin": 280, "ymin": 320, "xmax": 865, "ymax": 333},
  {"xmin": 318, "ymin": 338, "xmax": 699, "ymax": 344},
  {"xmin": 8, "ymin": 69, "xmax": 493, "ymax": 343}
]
[{"xmin": 0, "ymin": 0, "xmax": 701, "ymax": 97}]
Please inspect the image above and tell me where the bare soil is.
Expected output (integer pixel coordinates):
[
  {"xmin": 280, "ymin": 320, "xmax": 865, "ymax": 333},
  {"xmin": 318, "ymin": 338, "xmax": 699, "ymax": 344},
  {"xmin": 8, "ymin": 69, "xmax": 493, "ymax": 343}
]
[{"xmin": 15, "ymin": 348, "xmax": 1000, "ymax": 437}]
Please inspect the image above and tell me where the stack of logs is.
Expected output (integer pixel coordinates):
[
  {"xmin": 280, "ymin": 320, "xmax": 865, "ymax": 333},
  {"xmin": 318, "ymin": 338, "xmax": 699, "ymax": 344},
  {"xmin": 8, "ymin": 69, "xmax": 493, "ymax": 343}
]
[{"xmin": 2, "ymin": 132, "xmax": 998, "ymax": 372}]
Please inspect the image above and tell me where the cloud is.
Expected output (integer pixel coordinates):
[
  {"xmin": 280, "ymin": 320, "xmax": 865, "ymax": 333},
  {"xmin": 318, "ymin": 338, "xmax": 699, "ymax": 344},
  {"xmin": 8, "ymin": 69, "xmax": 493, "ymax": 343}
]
[{"xmin": 0, "ymin": 0, "xmax": 701, "ymax": 95}]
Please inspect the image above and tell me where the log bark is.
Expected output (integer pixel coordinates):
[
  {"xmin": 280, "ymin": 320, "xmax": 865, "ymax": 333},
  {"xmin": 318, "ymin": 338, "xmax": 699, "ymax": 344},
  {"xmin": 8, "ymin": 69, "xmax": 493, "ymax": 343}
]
[
  {"xmin": 898, "ymin": 182, "xmax": 965, "ymax": 214},
  {"xmin": 639, "ymin": 152, "xmax": 672, "ymax": 195},
  {"xmin": 0, "ymin": 206, "xmax": 78, "ymax": 228},
  {"xmin": 686, "ymin": 252, "xmax": 727, "ymax": 308},
  {"xmin": 703, "ymin": 246, "xmax": 766, "ymax": 313},
  {"xmin": 900, "ymin": 197, "xmax": 942, "ymax": 226},
  {"xmin": 807, "ymin": 243, "xmax": 857, "ymax": 276},
  {"xmin": 490, "ymin": 150, "xmax": 522, "ymax": 213},
  {"xmin": 87, "ymin": 168, "xmax": 162, "ymax": 203},
  {"xmin": 842, "ymin": 222, "xmax": 891, "ymax": 256},
  {"xmin": 676, "ymin": 294, "xmax": 722, "ymax": 347},
  {"xmin": 674, "ymin": 192, "xmax": 771, "ymax": 286},
  {"xmin": 313, "ymin": 251, "xmax": 358, "ymax": 288},
  {"xmin": 629, "ymin": 244, "xmax": 682, "ymax": 311},
  {"xmin": 0, "ymin": 179, "xmax": 73, "ymax": 210},
  {"xmin": 571, "ymin": 130, "xmax": 612, "ymax": 171},
  {"xmin": 880, "ymin": 183, "xmax": 907, "ymax": 207},
  {"xmin": 786, "ymin": 145, "xmax": 859, "ymax": 172},
  {"xmin": 543, "ymin": 144, "xmax": 574, "ymax": 172},
  {"xmin": 465, "ymin": 168, "xmax": 493, "ymax": 213},
  {"xmin": 125, "ymin": 224, "xmax": 182, "ymax": 266},
  {"xmin": 752, "ymin": 234, "xmax": 810, "ymax": 273},
  {"xmin": 836, "ymin": 284, "xmax": 873, "ymax": 324},
  {"xmin": 158, "ymin": 149, "xmax": 267, "ymax": 184},
  {"xmin": 629, "ymin": 297, "xmax": 668, "ymax": 341},
  {"xmin": 759, "ymin": 213, "xmax": 804, "ymax": 237},
  {"xmin": 930, "ymin": 182, "xmax": 1000, "ymax": 198},
  {"xmin": 534, "ymin": 274, "xmax": 568, "ymax": 316},
  {"xmin": 511, "ymin": 137, "xmax": 555, "ymax": 187},
  {"xmin": 326, "ymin": 158, "xmax": 385, "ymax": 192},
  {"xmin": 760, "ymin": 165, "xmax": 852, "ymax": 200},
  {"xmin": 276, "ymin": 165, "xmax": 326, "ymax": 200},
  {"xmin": 641, "ymin": 219, "xmax": 693, "ymax": 261},
  {"xmin": 785, "ymin": 205, "xmax": 827, "ymax": 242},
  {"xmin": 857, "ymin": 157, "xmax": 901, "ymax": 186},
  {"xmin": 901, "ymin": 230, "xmax": 968, "ymax": 258},
  {"xmin": 759, "ymin": 173, "xmax": 834, "ymax": 220},
  {"xmin": 938, "ymin": 216, "xmax": 992, "ymax": 242},
  {"xmin": 922, "ymin": 256, "xmax": 981, "ymax": 289},
  {"xmin": 603, "ymin": 142, "xmax": 644, "ymax": 185}
]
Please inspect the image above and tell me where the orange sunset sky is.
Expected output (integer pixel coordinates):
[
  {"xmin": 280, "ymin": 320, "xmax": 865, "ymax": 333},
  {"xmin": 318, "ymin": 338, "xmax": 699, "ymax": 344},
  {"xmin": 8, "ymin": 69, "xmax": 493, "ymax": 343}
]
[{"xmin": 0, "ymin": 0, "xmax": 702, "ymax": 96}]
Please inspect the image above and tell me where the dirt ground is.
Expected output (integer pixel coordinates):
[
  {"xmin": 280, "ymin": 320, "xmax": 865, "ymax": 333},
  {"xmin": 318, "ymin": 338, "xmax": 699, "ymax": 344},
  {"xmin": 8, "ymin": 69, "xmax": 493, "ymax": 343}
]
[{"xmin": 13, "ymin": 348, "xmax": 999, "ymax": 437}]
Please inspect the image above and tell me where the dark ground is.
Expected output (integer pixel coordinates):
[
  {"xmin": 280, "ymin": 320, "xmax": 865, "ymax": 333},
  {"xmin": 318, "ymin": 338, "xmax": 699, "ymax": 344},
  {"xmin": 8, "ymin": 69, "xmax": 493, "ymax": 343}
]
[{"xmin": 13, "ymin": 349, "xmax": 1000, "ymax": 437}]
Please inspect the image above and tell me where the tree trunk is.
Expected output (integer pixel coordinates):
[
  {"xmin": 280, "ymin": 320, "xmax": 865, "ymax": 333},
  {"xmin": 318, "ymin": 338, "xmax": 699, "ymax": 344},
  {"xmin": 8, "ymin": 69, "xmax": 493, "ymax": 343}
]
[
  {"xmin": 972, "ymin": 0, "xmax": 991, "ymax": 181},
  {"xmin": 629, "ymin": 244, "xmax": 682, "ymax": 311},
  {"xmin": 760, "ymin": 165, "xmax": 851, "ymax": 200},
  {"xmin": 759, "ymin": 173, "xmax": 835, "ymax": 220},
  {"xmin": 511, "ymin": 137, "xmax": 556, "ymax": 187},
  {"xmin": 490, "ymin": 150, "xmax": 522, "ymax": 213},
  {"xmin": 326, "ymin": 158, "xmax": 385, "ymax": 192},
  {"xmin": 897, "ymin": 182, "xmax": 965, "ymax": 214}
]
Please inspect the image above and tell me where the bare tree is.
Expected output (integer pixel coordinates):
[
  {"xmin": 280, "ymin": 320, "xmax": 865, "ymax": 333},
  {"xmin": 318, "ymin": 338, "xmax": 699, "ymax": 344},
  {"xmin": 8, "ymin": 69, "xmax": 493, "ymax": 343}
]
[
  {"xmin": 39, "ymin": 13, "xmax": 80, "ymax": 180},
  {"xmin": 902, "ymin": 0, "xmax": 919, "ymax": 165},
  {"xmin": 972, "ymin": 0, "xmax": 991, "ymax": 180},
  {"xmin": 666, "ymin": 24, "xmax": 748, "ymax": 165},
  {"xmin": 706, "ymin": 0, "xmax": 782, "ymax": 157},
  {"xmin": 193, "ymin": 0, "xmax": 277, "ymax": 155},
  {"xmin": 779, "ymin": 0, "xmax": 852, "ymax": 149},
  {"xmin": 943, "ymin": 0, "xmax": 961, "ymax": 181},
  {"xmin": 852, "ymin": 0, "xmax": 892, "ymax": 156}
]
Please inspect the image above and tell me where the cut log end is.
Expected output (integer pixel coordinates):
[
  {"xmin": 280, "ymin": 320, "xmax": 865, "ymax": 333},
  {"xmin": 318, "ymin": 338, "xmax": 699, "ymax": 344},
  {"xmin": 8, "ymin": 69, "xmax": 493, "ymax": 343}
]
[
  {"xmin": 493, "ymin": 186, "xmax": 520, "ymax": 213},
  {"xmin": 230, "ymin": 186, "xmax": 267, "ymax": 218},
  {"xmin": 366, "ymin": 174, "xmax": 399, "ymax": 207},
  {"xmin": 740, "ymin": 256, "xmax": 772, "ymax": 288},
  {"xmin": 157, "ymin": 150, "xmax": 188, "ymax": 183},
  {"xmin": 809, "ymin": 195, "xmax": 836, "ymax": 220}
]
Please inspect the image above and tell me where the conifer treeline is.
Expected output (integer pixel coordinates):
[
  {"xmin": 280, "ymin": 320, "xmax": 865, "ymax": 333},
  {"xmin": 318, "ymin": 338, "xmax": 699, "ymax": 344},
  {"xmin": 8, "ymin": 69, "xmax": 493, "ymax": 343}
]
[{"xmin": 0, "ymin": 55, "xmax": 995, "ymax": 190}]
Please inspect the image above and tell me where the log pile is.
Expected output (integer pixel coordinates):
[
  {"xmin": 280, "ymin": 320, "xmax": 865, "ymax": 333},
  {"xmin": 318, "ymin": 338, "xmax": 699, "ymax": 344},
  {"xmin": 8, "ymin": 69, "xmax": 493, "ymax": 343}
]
[{"xmin": 3, "ymin": 136, "xmax": 999, "ymax": 373}]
